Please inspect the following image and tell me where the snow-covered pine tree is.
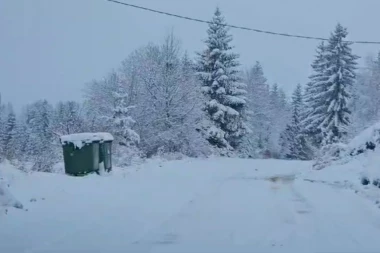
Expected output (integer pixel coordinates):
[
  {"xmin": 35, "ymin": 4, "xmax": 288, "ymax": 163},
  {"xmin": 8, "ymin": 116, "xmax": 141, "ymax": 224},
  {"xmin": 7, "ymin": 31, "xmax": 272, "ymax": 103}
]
[
  {"xmin": 13, "ymin": 116, "xmax": 30, "ymax": 161},
  {"xmin": 172, "ymin": 52, "xmax": 211, "ymax": 157},
  {"xmin": 302, "ymin": 42, "xmax": 328, "ymax": 148},
  {"xmin": 375, "ymin": 51, "xmax": 380, "ymax": 76},
  {"xmin": 292, "ymin": 85, "xmax": 304, "ymax": 128},
  {"xmin": 279, "ymin": 86, "xmax": 298, "ymax": 159},
  {"xmin": 53, "ymin": 101, "xmax": 84, "ymax": 135},
  {"xmin": 267, "ymin": 83, "xmax": 291, "ymax": 157},
  {"xmin": 278, "ymin": 89, "xmax": 289, "ymax": 111},
  {"xmin": 25, "ymin": 100, "xmax": 57, "ymax": 171},
  {"xmin": 242, "ymin": 61, "xmax": 271, "ymax": 156},
  {"xmin": 269, "ymin": 83, "xmax": 279, "ymax": 106},
  {"xmin": 279, "ymin": 84, "xmax": 312, "ymax": 160},
  {"xmin": 351, "ymin": 51, "xmax": 380, "ymax": 135},
  {"xmin": 0, "ymin": 94, "xmax": 6, "ymax": 160},
  {"xmin": 371, "ymin": 51, "xmax": 380, "ymax": 119},
  {"xmin": 105, "ymin": 74, "xmax": 141, "ymax": 166},
  {"xmin": 197, "ymin": 8, "xmax": 247, "ymax": 150},
  {"xmin": 1, "ymin": 104, "xmax": 17, "ymax": 159},
  {"xmin": 62, "ymin": 101, "xmax": 83, "ymax": 134},
  {"xmin": 110, "ymin": 76, "xmax": 140, "ymax": 147},
  {"xmin": 318, "ymin": 24, "xmax": 359, "ymax": 145}
]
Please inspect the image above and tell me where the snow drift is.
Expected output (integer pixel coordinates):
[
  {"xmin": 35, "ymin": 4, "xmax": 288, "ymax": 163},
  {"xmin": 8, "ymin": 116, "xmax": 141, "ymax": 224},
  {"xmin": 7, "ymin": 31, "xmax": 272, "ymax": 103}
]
[
  {"xmin": 0, "ymin": 184, "xmax": 23, "ymax": 210},
  {"xmin": 306, "ymin": 121, "xmax": 380, "ymax": 207},
  {"xmin": 313, "ymin": 121, "xmax": 380, "ymax": 170},
  {"xmin": 0, "ymin": 162, "xmax": 23, "ymax": 211}
]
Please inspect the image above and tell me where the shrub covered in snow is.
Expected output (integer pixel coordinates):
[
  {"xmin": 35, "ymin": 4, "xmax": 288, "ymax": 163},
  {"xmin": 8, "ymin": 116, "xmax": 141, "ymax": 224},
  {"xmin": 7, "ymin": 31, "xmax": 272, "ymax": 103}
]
[
  {"xmin": 311, "ymin": 120, "xmax": 380, "ymax": 198},
  {"xmin": 113, "ymin": 145, "xmax": 144, "ymax": 167},
  {"xmin": 313, "ymin": 142, "xmax": 349, "ymax": 170},
  {"xmin": 313, "ymin": 121, "xmax": 380, "ymax": 170},
  {"xmin": 347, "ymin": 122, "xmax": 380, "ymax": 156}
]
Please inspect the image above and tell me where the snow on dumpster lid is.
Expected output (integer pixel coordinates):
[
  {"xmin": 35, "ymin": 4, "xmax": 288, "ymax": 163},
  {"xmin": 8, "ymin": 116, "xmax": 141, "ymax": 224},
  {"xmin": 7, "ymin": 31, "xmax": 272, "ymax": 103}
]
[{"xmin": 60, "ymin": 132, "xmax": 114, "ymax": 148}]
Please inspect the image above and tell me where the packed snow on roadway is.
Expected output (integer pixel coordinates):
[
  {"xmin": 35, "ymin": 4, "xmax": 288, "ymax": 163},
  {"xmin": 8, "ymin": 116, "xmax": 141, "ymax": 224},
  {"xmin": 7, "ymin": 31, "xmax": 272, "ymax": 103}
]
[{"xmin": 2, "ymin": 124, "xmax": 380, "ymax": 253}]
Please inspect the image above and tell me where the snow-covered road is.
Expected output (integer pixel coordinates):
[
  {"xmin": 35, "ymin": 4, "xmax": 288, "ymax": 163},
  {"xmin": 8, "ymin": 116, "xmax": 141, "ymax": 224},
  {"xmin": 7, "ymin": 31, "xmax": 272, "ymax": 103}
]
[{"xmin": 2, "ymin": 158, "xmax": 380, "ymax": 253}]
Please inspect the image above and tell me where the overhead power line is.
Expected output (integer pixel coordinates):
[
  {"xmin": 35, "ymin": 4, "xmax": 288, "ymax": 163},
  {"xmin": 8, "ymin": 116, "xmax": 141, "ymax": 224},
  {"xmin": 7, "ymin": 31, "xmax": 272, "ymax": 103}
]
[{"xmin": 106, "ymin": 0, "xmax": 380, "ymax": 45}]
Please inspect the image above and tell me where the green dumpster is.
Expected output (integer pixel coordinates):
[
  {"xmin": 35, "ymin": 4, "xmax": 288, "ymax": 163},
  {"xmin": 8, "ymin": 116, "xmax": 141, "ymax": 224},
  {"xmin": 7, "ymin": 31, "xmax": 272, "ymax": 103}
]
[
  {"xmin": 60, "ymin": 133, "xmax": 114, "ymax": 176},
  {"xmin": 99, "ymin": 141, "xmax": 112, "ymax": 172}
]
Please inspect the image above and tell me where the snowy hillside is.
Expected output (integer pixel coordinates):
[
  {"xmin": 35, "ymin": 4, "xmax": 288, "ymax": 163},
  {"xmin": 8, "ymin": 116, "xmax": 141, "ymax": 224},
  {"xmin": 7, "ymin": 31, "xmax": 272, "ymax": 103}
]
[
  {"xmin": 307, "ymin": 121, "xmax": 380, "ymax": 207},
  {"xmin": 0, "ymin": 161, "xmax": 23, "ymax": 212},
  {"xmin": 2, "ymin": 157, "xmax": 380, "ymax": 253}
]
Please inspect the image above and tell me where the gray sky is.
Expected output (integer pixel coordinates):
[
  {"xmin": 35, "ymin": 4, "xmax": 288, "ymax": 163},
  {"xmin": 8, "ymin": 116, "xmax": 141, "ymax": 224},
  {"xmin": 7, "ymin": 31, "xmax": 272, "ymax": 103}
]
[{"xmin": 1, "ymin": 0, "xmax": 380, "ymax": 111}]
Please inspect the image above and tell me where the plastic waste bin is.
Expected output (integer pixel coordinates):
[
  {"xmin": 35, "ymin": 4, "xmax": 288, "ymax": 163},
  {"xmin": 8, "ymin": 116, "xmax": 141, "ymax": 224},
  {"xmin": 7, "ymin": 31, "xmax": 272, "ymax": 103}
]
[{"xmin": 60, "ymin": 132, "xmax": 113, "ymax": 176}]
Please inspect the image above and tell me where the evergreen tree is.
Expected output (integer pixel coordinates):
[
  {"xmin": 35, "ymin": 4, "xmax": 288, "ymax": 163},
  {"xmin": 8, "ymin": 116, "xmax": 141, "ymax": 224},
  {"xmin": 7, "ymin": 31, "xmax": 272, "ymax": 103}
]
[
  {"xmin": 197, "ymin": 8, "xmax": 247, "ymax": 149},
  {"xmin": 1, "ymin": 104, "xmax": 17, "ymax": 159},
  {"xmin": 53, "ymin": 101, "xmax": 83, "ymax": 135},
  {"xmin": 303, "ymin": 42, "xmax": 327, "ymax": 148},
  {"xmin": 103, "ymin": 74, "xmax": 141, "ymax": 166},
  {"xmin": 279, "ymin": 84, "xmax": 312, "ymax": 160},
  {"xmin": 110, "ymin": 76, "xmax": 140, "ymax": 147},
  {"xmin": 351, "ymin": 51, "xmax": 380, "ymax": 135},
  {"xmin": 267, "ymin": 83, "xmax": 291, "ymax": 156},
  {"xmin": 320, "ymin": 24, "xmax": 359, "ymax": 145},
  {"xmin": 269, "ymin": 83, "xmax": 279, "ymax": 110},
  {"xmin": 278, "ymin": 123, "xmax": 293, "ymax": 158},
  {"xmin": 243, "ymin": 61, "xmax": 271, "ymax": 156},
  {"xmin": 0, "ymin": 95, "xmax": 6, "ymax": 159},
  {"xmin": 291, "ymin": 84, "xmax": 303, "ymax": 129},
  {"xmin": 371, "ymin": 52, "xmax": 380, "ymax": 118},
  {"xmin": 304, "ymin": 24, "xmax": 358, "ymax": 146},
  {"xmin": 13, "ymin": 118, "xmax": 30, "ymax": 160},
  {"xmin": 375, "ymin": 51, "xmax": 380, "ymax": 74},
  {"xmin": 25, "ymin": 100, "xmax": 57, "ymax": 171}
]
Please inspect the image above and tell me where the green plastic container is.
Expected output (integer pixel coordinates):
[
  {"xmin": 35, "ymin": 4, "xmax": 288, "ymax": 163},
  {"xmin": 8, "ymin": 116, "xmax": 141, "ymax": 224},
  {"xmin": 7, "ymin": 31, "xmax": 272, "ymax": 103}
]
[
  {"xmin": 60, "ymin": 133, "xmax": 113, "ymax": 176},
  {"xmin": 99, "ymin": 141, "xmax": 112, "ymax": 173},
  {"xmin": 62, "ymin": 142, "xmax": 99, "ymax": 176}
]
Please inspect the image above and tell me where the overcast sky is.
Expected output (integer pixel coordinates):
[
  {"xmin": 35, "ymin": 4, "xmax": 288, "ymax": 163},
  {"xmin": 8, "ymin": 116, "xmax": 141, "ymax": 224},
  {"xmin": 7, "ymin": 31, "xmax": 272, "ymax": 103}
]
[{"xmin": 1, "ymin": 0, "xmax": 380, "ymax": 111}]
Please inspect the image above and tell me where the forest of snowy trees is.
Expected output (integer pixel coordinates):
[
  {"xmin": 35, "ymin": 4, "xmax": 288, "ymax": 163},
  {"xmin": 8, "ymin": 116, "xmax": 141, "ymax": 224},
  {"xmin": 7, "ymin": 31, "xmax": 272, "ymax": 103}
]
[{"xmin": 0, "ymin": 8, "xmax": 379, "ymax": 172}]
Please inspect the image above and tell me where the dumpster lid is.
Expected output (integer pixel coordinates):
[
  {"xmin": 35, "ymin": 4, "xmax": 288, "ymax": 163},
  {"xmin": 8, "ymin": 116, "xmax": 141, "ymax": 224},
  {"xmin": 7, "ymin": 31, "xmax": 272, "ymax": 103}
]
[{"xmin": 60, "ymin": 132, "xmax": 114, "ymax": 149}]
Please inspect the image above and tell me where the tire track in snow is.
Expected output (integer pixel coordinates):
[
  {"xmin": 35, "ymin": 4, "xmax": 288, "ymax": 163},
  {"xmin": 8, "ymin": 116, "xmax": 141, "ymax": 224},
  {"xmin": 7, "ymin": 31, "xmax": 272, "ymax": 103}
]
[
  {"xmin": 295, "ymin": 181, "xmax": 380, "ymax": 251},
  {"xmin": 219, "ymin": 175, "xmax": 303, "ymax": 250},
  {"xmin": 257, "ymin": 179, "xmax": 363, "ymax": 251},
  {"xmin": 128, "ymin": 171, "xmax": 247, "ymax": 252},
  {"xmin": 247, "ymin": 179, "xmax": 317, "ymax": 250},
  {"xmin": 225, "ymin": 172, "xmax": 353, "ymax": 250},
  {"xmin": 244, "ymin": 177, "xmax": 359, "ymax": 250},
  {"xmin": 286, "ymin": 182, "xmax": 343, "ymax": 250}
]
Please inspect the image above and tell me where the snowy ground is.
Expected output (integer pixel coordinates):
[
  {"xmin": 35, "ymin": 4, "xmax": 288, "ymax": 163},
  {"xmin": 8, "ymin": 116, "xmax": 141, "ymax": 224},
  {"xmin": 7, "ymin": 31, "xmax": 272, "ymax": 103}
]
[{"xmin": 2, "ymin": 158, "xmax": 380, "ymax": 253}]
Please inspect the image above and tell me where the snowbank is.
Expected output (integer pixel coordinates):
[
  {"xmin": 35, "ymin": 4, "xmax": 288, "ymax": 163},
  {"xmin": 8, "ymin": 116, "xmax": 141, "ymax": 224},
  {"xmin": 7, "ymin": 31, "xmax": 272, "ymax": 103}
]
[
  {"xmin": 0, "ymin": 162, "xmax": 23, "ymax": 210},
  {"xmin": 348, "ymin": 122, "xmax": 380, "ymax": 151},
  {"xmin": 0, "ymin": 183, "xmax": 23, "ymax": 210},
  {"xmin": 60, "ymin": 132, "xmax": 114, "ymax": 149},
  {"xmin": 313, "ymin": 142, "xmax": 349, "ymax": 170},
  {"xmin": 314, "ymin": 121, "xmax": 380, "ymax": 170},
  {"xmin": 308, "ymin": 121, "xmax": 380, "ymax": 204}
]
